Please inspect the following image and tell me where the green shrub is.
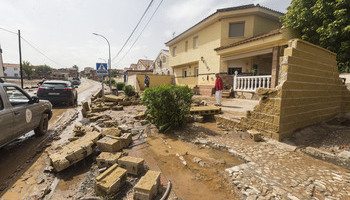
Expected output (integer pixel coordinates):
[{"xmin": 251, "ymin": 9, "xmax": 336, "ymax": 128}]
[
  {"xmin": 116, "ymin": 82, "xmax": 125, "ymax": 90},
  {"xmin": 142, "ymin": 85, "xmax": 193, "ymax": 132},
  {"xmin": 123, "ymin": 85, "xmax": 136, "ymax": 96}
]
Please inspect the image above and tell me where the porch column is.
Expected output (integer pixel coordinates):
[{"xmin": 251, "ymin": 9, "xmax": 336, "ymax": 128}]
[{"xmin": 271, "ymin": 46, "xmax": 280, "ymax": 88}]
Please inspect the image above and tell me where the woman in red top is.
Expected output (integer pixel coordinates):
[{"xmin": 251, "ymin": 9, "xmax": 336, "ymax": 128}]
[{"xmin": 215, "ymin": 73, "xmax": 223, "ymax": 106}]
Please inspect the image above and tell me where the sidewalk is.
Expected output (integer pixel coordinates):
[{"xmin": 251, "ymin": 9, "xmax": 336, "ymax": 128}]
[{"xmin": 192, "ymin": 128, "xmax": 350, "ymax": 199}]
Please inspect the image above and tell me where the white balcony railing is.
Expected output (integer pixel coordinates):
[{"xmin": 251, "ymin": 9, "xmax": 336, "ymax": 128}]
[{"xmin": 233, "ymin": 71, "xmax": 272, "ymax": 92}]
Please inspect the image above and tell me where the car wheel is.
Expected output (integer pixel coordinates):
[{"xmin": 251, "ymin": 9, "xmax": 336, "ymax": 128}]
[{"xmin": 34, "ymin": 114, "xmax": 48, "ymax": 136}]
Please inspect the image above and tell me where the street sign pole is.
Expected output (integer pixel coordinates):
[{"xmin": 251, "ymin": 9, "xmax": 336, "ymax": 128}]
[
  {"xmin": 101, "ymin": 75, "xmax": 104, "ymax": 102},
  {"xmin": 96, "ymin": 63, "xmax": 108, "ymax": 102}
]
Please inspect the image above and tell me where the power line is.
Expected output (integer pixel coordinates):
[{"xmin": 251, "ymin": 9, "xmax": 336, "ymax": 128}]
[
  {"xmin": 0, "ymin": 27, "xmax": 18, "ymax": 35},
  {"xmin": 112, "ymin": 0, "xmax": 155, "ymax": 62},
  {"xmin": 0, "ymin": 26, "xmax": 64, "ymax": 67},
  {"xmin": 115, "ymin": 0, "xmax": 164, "ymax": 66},
  {"xmin": 20, "ymin": 37, "xmax": 65, "ymax": 67}
]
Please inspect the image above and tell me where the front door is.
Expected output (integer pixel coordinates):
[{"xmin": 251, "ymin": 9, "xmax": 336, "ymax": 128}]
[
  {"xmin": 3, "ymin": 86, "xmax": 32, "ymax": 139},
  {"xmin": 0, "ymin": 93, "xmax": 15, "ymax": 147}
]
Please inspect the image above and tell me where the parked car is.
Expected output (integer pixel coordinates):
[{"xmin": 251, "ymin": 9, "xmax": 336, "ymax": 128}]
[
  {"xmin": 72, "ymin": 77, "xmax": 81, "ymax": 86},
  {"xmin": 37, "ymin": 80, "xmax": 78, "ymax": 106},
  {"xmin": 0, "ymin": 79, "xmax": 52, "ymax": 148}
]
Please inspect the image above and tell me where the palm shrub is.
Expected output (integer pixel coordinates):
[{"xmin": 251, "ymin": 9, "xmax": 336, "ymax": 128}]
[
  {"xmin": 123, "ymin": 85, "xmax": 136, "ymax": 96},
  {"xmin": 142, "ymin": 85, "xmax": 193, "ymax": 132}
]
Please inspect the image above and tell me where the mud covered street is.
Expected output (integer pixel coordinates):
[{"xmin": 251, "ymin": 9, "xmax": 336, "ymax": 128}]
[{"xmin": 0, "ymin": 78, "xmax": 100, "ymax": 197}]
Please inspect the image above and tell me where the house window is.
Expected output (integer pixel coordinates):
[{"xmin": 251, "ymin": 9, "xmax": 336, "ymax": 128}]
[
  {"xmin": 193, "ymin": 36, "xmax": 198, "ymax": 49},
  {"xmin": 173, "ymin": 46, "xmax": 177, "ymax": 56},
  {"xmin": 183, "ymin": 69, "xmax": 187, "ymax": 78},
  {"xmin": 14, "ymin": 73, "xmax": 18, "ymax": 77},
  {"xmin": 167, "ymin": 70, "xmax": 170, "ymax": 75},
  {"xmin": 14, "ymin": 68, "xmax": 18, "ymax": 71},
  {"xmin": 195, "ymin": 68, "xmax": 199, "ymax": 77},
  {"xmin": 229, "ymin": 22, "xmax": 245, "ymax": 38},
  {"xmin": 228, "ymin": 67, "xmax": 242, "ymax": 75},
  {"xmin": 185, "ymin": 41, "xmax": 188, "ymax": 52}
]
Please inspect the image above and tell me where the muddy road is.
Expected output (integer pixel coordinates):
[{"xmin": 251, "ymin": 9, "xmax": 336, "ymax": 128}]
[{"xmin": 0, "ymin": 78, "xmax": 101, "ymax": 194}]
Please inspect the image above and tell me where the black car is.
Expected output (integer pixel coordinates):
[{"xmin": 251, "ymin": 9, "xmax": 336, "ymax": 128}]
[
  {"xmin": 37, "ymin": 80, "xmax": 78, "ymax": 106},
  {"xmin": 72, "ymin": 77, "xmax": 81, "ymax": 86}
]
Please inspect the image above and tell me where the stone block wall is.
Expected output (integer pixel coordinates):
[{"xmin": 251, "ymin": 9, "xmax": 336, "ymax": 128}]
[{"xmin": 241, "ymin": 39, "xmax": 350, "ymax": 140}]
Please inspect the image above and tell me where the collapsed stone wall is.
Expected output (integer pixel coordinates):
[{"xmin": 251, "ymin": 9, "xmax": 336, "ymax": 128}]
[{"xmin": 241, "ymin": 39, "xmax": 350, "ymax": 140}]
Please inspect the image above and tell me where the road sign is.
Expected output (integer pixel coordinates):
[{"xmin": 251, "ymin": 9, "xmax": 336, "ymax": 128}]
[{"xmin": 96, "ymin": 63, "xmax": 108, "ymax": 74}]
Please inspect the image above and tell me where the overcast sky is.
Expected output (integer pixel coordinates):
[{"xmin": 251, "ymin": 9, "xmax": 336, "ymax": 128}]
[{"xmin": 0, "ymin": 0, "xmax": 291, "ymax": 70}]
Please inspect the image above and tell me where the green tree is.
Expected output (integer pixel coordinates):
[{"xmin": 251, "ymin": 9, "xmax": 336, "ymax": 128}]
[
  {"xmin": 111, "ymin": 69, "xmax": 120, "ymax": 77},
  {"xmin": 22, "ymin": 61, "xmax": 33, "ymax": 79},
  {"xmin": 72, "ymin": 65, "xmax": 79, "ymax": 71},
  {"xmin": 283, "ymin": 0, "xmax": 350, "ymax": 72},
  {"xmin": 36, "ymin": 65, "xmax": 52, "ymax": 73}
]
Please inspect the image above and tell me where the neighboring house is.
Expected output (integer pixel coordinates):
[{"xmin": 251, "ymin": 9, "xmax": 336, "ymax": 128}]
[
  {"xmin": 136, "ymin": 59, "xmax": 153, "ymax": 71},
  {"xmin": 3, "ymin": 63, "xmax": 20, "ymax": 78},
  {"xmin": 129, "ymin": 64, "xmax": 137, "ymax": 70},
  {"xmin": 151, "ymin": 49, "xmax": 172, "ymax": 75},
  {"xmin": 0, "ymin": 45, "xmax": 4, "ymax": 78},
  {"xmin": 165, "ymin": 4, "xmax": 298, "ymax": 95},
  {"xmin": 51, "ymin": 68, "xmax": 69, "ymax": 80}
]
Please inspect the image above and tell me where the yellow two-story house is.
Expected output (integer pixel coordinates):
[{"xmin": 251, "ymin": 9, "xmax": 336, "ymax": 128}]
[{"xmin": 165, "ymin": 4, "xmax": 298, "ymax": 95}]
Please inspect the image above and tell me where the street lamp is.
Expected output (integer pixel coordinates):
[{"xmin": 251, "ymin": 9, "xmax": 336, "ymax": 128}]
[{"xmin": 93, "ymin": 33, "xmax": 117, "ymax": 95}]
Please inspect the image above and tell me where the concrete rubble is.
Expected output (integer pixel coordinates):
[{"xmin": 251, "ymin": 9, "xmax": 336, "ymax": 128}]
[
  {"xmin": 97, "ymin": 135, "xmax": 123, "ymax": 152},
  {"xmin": 134, "ymin": 170, "xmax": 161, "ymax": 200},
  {"xmin": 49, "ymin": 131, "xmax": 102, "ymax": 172},
  {"xmin": 117, "ymin": 156, "xmax": 145, "ymax": 176},
  {"xmin": 95, "ymin": 164, "xmax": 127, "ymax": 196},
  {"xmin": 96, "ymin": 152, "xmax": 123, "ymax": 168}
]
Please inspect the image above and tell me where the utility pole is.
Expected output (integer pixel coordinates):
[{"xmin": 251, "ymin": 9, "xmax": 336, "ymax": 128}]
[{"xmin": 18, "ymin": 30, "xmax": 23, "ymax": 88}]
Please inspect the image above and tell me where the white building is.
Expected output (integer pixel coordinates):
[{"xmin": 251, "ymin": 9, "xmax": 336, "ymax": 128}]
[
  {"xmin": 0, "ymin": 45, "xmax": 4, "ymax": 78},
  {"xmin": 151, "ymin": 49, "xmax": 172, "ymax": 75},
  {"xmin": 3, "ymin": 63, "xmax": 20, "ymax": 78}
]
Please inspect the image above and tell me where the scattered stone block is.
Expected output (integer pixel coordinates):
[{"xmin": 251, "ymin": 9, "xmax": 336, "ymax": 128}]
[
  {"xmin": 118, "ymin": 124, "xmax": 132, "ymax": 133},
  {"xmin": 104, "ymin": 102, "xmax": 116, "ymax": 107},
  {"xmin": 89, "ymin": 115, "xmax": 102, "ymax": 122},
  {"xmin": 49, "ymin": 131, "xmax": 102, "ymax": 172},
  {"xmin": 135, "ymin": 111, "xmax": 146, "ymax": 120},
  {"xmin": 104, "ymin": 120, "xmax": 118, "ymax": 128},
  {"xmin": 247, "ymin": 129, "xmax": 262, "ymax": 142},
  {"xmin": 102, "ymin": 128, "xmax": 122, "ymax": 137},
  {"xmin": 140, "ymin": 120, "xmax": 149, "ymax": 126},
  {"xmin": 105, "ymin": 95, "xmax": 124, "ymax": 103},
  {"xmin": 119, "ymin": 133, "xmax": 132, "ymax": 148},
  {"xmin": 118, "ymin": 156, "xmax": 144, "ymax": 176},
  {"xmin": 91, "ymin": 106, "xmax": 105, "ymax": 113},
  {"xmin": 96, "ymin": 152, "xmax": 122, "ymax": 168},
  {"xmin": 119, "ymin": 101, "xmax": 132, "ymax": 106},
  {"xmin": 95, "ymin": 164, "xmax": 127, "ymax": 196},
  {"xmin": 112, "ymin": 105, "xmax": 124, "ymax": 111},
  {"xmin": 134, "ymin": 170, "xmax": 161, "ymax": 200},
  {"xmin": 97, "ymin": 136, "xmax": 122, "ymax": 152}
]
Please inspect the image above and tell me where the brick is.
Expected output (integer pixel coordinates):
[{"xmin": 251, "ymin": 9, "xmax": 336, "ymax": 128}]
[
  {"xmin": 104, "ymin": 95, "xmax": 124, "ymax": 103},
  {"xmin": 49, "ymin": 131, "xmax": 102, "ymax": 172},
  {"xmin": 95, "ymin": 164, "xmax": 127, "ymax": 196},
  {"xmin": 96, "ymin": 152, "xmax": 122, "ymax": 168},
  {"xmin": 135, "ymin": 111, "xmax": 146, "ymax": 120},
  {"xmin": 97, "ymin": 136, "xmax": 122, "ymax": 152},
  {"xmin": 112, "ymin": 105, "xmax": 124, "ymax": 111},
  {"xmin": 118, "ymin": 156, "xmax": 144, "ymax": 176},
  {"xmin": 102, "ymin": 128, "xmax": 122, "ymax": 137},
  {"xmin": 119, "ymin": 101, "xmax": 132, "ymax": 106},
  {"xmin": 119, "ymin": 133, "xmax": 132, "ymax": 148},
  {"xmin": 134, "ymin": 170, "xmax": 161, "ymax": 200}
]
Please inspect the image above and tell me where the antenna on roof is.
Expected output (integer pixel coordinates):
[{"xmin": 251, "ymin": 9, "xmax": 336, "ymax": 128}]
[{"xmin": 172, "ymin": 32, "xmax": 176, "ymax": 38}]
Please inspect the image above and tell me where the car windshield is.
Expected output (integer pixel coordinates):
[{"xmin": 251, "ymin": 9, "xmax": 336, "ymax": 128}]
[{"xmin": 41, "ymin": 83, "xmax": 68, "ymax": 89}]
